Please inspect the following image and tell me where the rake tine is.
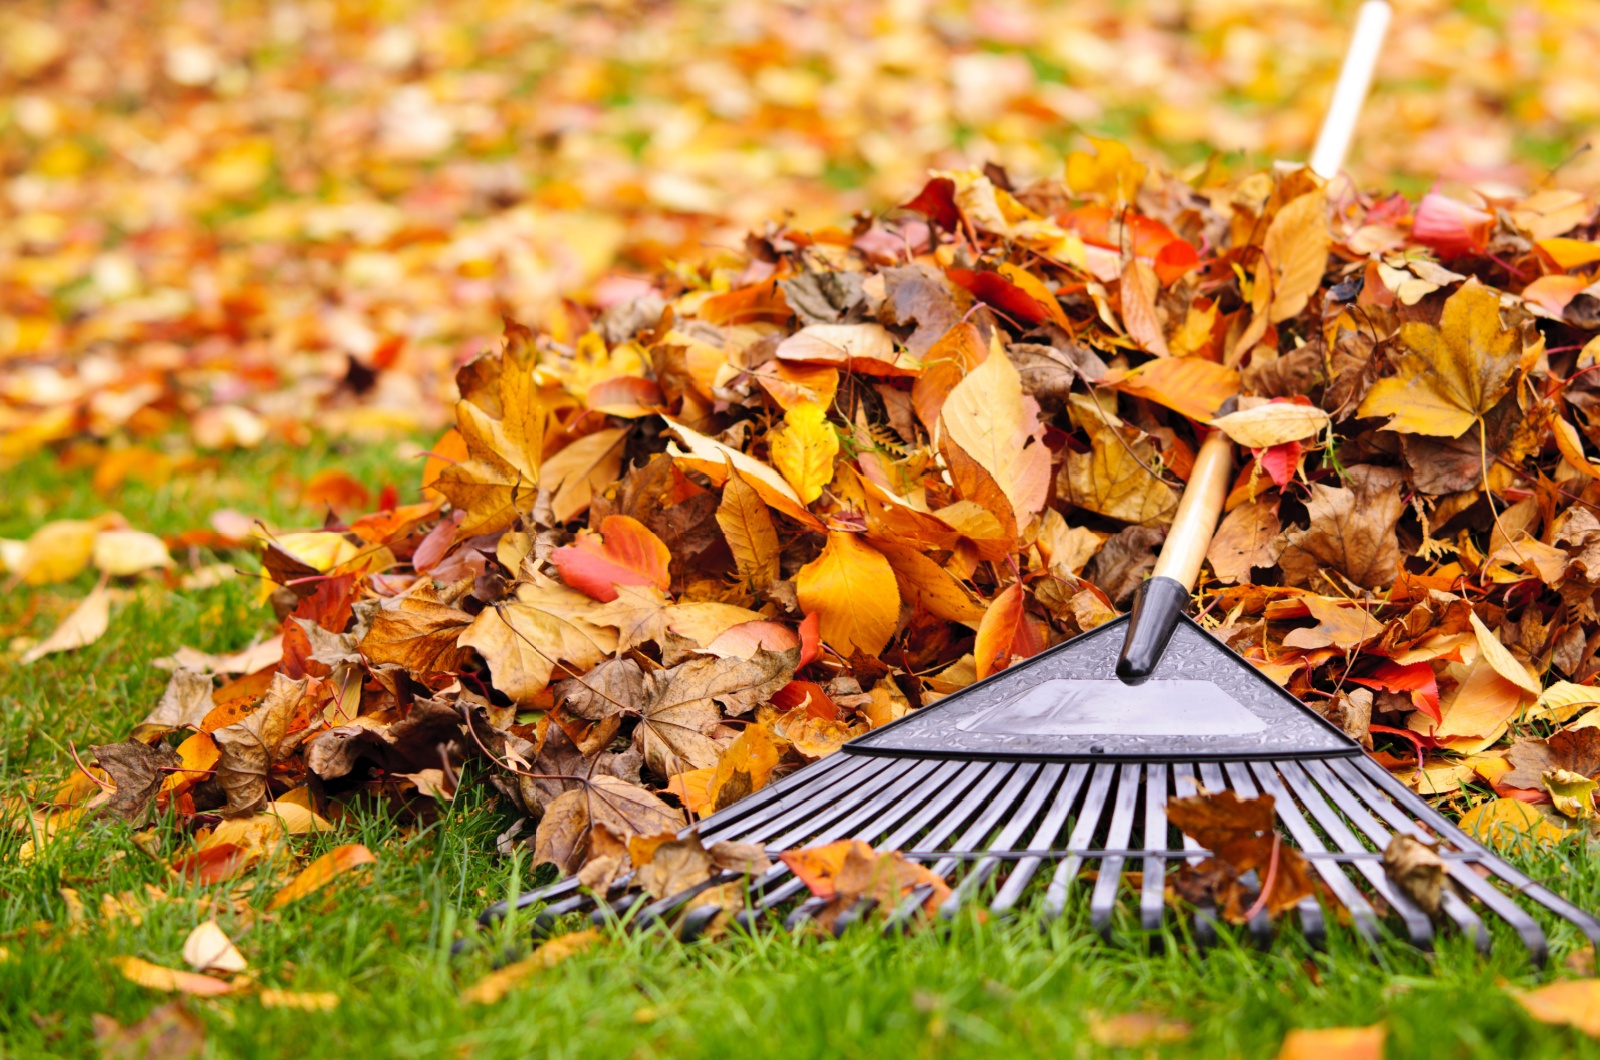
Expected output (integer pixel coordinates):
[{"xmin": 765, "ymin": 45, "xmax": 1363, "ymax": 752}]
[
  {"xmin": 1275, "ymin": 760, "xmax": 1434, "ymax": 948},
  {"xmin": 1220, "ymin": 762, "xmax": 1276, "ymax": 948},
  {"xmin": 939, "ymin": 763, "xmax": 1067, "ymax": 920},
  {"xmin": 700, "ymin": 754, "xmax": 905, "ymax": 846},
  {"xmin": 1246, "ymin": 762, "xmax": 1384, "ymax": 945},
  {"xmin": 990, "ymin": 762, "xmax": 1092, "ymax": 915},
  {"xmin": 1043, "ymin": 763, "xmax": 1118, "ymax": 921},
  {"xmin": 1140, "ymin": 763, "xmax": 1171, "ymax": 935},
  {"xmin": 693, "ymin": 749, "xmax": 862, "ymax": 838},
  {"xmin": 832, "ymin": 897, "xmax": 880, "ymax": 936},
  {"xmin": 882, "ymin": 762, "xmax": 1032, "ymax": 932},
  {"xmin": 1304, "ymin": 760, "xmax": 1488, "ymax": 954},
  {"xmin": 478, "ymin": 876, "xmax": 584, "ymax": 927},
  {"xmin": 1089, "ymin": 763, "xmax": 1143, "ymax": 938},
  {"xmin": 677, "ymin": 902, "xmax": 723, "ymax": 943},
  {"xmin": 744, "ymin": 759, "xmax": 979, "ymax": 921},
  {"xmin": 1327, "ymin": 759, "xmax": 1540, "ymax": 957},
  {"xmin": 1170, "ymin": 762, "xmax": 1220, "ymax": 947}
]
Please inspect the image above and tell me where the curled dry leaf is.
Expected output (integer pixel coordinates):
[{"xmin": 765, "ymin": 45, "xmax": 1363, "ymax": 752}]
[
  {"xmin": 1209, "ymin": 403, "xmax": 1330, "ymax": 449},
  {"xmin": 1381, "ymin": 834, "xmax": 1444, "ymax": 916},
  {"xmin": 181, "ymin": 920, "xmax": 247, "ymax": 974},
  {"xmin": 1514, "ymin": 980, "xmax": 1600, "ymax": 1037},
  {"xmin": 533, "ymin": 776, "xmax": 685, "ymax": 875},
  {"xmin": 21, "ymin": 583, "xmax": 111, "ymax": 664}
]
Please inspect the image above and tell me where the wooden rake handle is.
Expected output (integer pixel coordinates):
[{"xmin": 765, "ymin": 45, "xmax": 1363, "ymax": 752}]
[{"xmin": 1116, "ymin": 427, "xmax": 1232, "ymax": 685}]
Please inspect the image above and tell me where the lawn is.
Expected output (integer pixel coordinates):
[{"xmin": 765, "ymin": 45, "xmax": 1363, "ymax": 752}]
[{"xmin": 4, "ymin": 445, "xmax": 1600, "ymax": 1058}]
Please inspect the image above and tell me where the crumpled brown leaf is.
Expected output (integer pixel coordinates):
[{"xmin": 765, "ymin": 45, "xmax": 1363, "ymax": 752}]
[
  {"xmin": 212, "ymin": 674, "xmax": 307, "ymax": 816},
  {"xmin": 533, "ymin": 776, "xmax": 685, "ymax": 875},
  {"xmin": 1166, "ymin": 790, "xmax": 1315, "ymax": 922},
  {"xmin": 634, "ymin": 649, "xmax": 798, "ymax": 776},
  {"xmin": 1278, "ymin": 465, "xmax": 1402, "ymax": 591},
  {"xmin": 91, "ymin": 740, "xmax": 181, "ymax": 822}
]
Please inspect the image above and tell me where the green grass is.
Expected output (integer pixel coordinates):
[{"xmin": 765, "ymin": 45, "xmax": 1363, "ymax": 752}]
[{"xmin": 5, "ymin": 444, "xmax": 1600, "ymax": 1058}]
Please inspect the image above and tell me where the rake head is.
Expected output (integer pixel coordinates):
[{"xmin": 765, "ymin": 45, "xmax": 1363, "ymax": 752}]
[{"xmin": 485, "ymin": 616, "xmax": 1600, "ymax": 963}]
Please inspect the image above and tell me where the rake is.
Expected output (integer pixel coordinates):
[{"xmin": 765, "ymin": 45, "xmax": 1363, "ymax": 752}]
[{"xmin": 480, "ymin": 2, "xmax": 1600, "ymax": 961}]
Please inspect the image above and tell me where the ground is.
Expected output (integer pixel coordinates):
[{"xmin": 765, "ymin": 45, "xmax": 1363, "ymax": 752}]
[{"xmin": 3, "ymin": 445, "xmax": 1600, "ymax": 1058}]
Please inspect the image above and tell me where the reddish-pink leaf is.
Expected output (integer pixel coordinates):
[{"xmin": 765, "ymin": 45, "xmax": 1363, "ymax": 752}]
[
  {"xmin": 1351, "ymin": 661, "xmax": 1441, "ymax": 723},
  {"xmin": 550, "ymin": 515, "xmax": 672, "ymax": 602},
  {"xmin": 900, "ymin": 177, "xmax": 961, "ymax": 231},
  {"xmin": 1257, "ymin": 441, "xmax": 1301, "ymax": 489}
]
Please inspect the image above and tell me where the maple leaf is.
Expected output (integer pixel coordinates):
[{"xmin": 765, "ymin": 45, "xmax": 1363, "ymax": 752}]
[
  {"xmin": 1166, "ymin": 790, "xmax": 1315, "ymax": 922},
  {"xmin": 533, "ymin": 776, "xmax": 685, "ymax": 875},
  {"xmin": 456, "ymin": 580, "xmax": 618, "ymax": 702},
  {"xmin": 212, "ymin": 673, "xmax": 306, "ymax": 817},
  {"xmin": 1205, "ymin": 495, "xmax": 1283, "ymax": 585},
  {"xmin": 1260, "ymin": 187, "xmax": 1330, "ymax": 323},
  {"xmin": 1277, "ymin": 466, "xmax": 1402, "ymax": 591},
  {"xmin": 1357, "ymin": 278, "xmax": 1524, "ymax": 438},
  {"xmin": 633, "ymin": 649, "xmax": 797, "ymax": 776},
  {"xmin": 358, "ymin": 585, "xmax": 473, "ymax": 674}
]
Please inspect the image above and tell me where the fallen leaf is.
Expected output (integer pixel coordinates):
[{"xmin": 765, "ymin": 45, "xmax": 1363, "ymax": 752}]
[
  {"xmin": 550, "ymin": 515, "xmax": 672, "ymax": 603},
  {"xmin": 1167, "ymin": 790, "xmax": 1315, "ymax": 921},
  {"xmin": 716, "ymin": 465, "xmax": 780, "ymax": 589},
  {"xmin": 1514, "ymin": 980, "xmax": 1600, "ymax": 1037},
  {"xmin": 113, "ymin": 957, "xmax": 234, "ymax": 997},
  {"xmin": 1060, "ymin": 399, "xmax": 1177, "ymax": 526},
  {"xmin": 181, "ymin": 921, "xmax": 247, "ymax": 974},
  {"xmin": 1277, "ymin": 467, "xmax": 1402, "ymax": 591},
  {"xmin": 92, "ymin": 531, "xmax": 173, "ymax": 577},
  {"xmin": 1087, "ymin": 1012, "xmax": 1192, "ymax": 1048},
  {"xmin": 457, "ymin": 580, "xmax": 618, "ymax": 701},
  {"xmin": 1210, "ymin": 403, "xmax": 1330, "ymax": 448},
  {"xmin": 795, "ymin": 532, "xmax": 900, "ymax": 657},
  {"xmin": 533, "ymin": 777, "xmax": 685, "ymax": 875},
  {"xmin": 768, "ymin": 402, "xmax": 839, "ymax": 505},
  {"xmin": 940, "ymin": 342, "xmax": 1050, "ymax": 524},
  {"xmin": 1544, "ymin": 768, "xmax": 1598, "ymax": 818},
  {"xmin": 1206, "ymin": 495, "xmax": 1283, "ymax": 584},
  {"xmin": 1261, "ymin": 189, "xmax": 1330, "ymax": 323},
  {"xmin": 259, "ymin": 990, "xmax": 340, "ymax": 1011},
  {"xmin": 1381, "ymin": 834, "xmax": 1443, "ymax": 916},
  {"xmin": 1357, "ymin": 278, "xmax": 1523, "ymax": 438},
  {"xmin": 460, "ymin": 930, "xmax": 602, "ymax": 1005},
  {"xmin": 22, "ymin": 583, "xmax": 111, "ymax": 663},
  {"xmin": 267, "ymin": 844, "xmax": 376, "ymax": 910},
  {"xmin": 1275, "ymin": 1025, "xmax": 1385, "ymax": 1060},
  {"xmin": 634, "ymin": 650, "xmax": 797, "ymax": 775},
  {"xmin": 212, "ymin": 673, "xmax": 307, "ymax": 816},
  {"xmin": 358, "ymin": 586, "xmax": 473, "ymax": 674},
  {"xmin": 93, "ymin": 1001, "xmax": 206, "ymax": 1060}
]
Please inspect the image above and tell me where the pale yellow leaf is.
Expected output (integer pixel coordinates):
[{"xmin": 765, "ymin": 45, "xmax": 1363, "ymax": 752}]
[{"xmin": 22, "ymin": 584, "xmax": 111, "ymax": 663}]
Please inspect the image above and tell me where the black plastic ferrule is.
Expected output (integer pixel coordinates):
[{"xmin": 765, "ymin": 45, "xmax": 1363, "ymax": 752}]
[{"xmin": 1115, "ymin": 576, "xmax": 1190, "ymax": 685}]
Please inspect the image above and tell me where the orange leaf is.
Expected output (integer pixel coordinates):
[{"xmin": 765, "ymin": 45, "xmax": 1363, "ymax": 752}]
[
  {"xmin": 794, "ymin": 533, "xmax": 900, "ymax": 657},
  {"xmin": 1120, "ymin": 260, "xmax": 1168, "ymax": 356},
  {"xmin": 550, "ymin": 516, "xmax": 672, "ymax": 603},
  {"xmin": 113, "ymin": 956, "xmax": 235, "ymax": 996},
  {"xmin": 974, "ymin": 583, "xmax": 1026, "ymax": 679},
  {"xmin": 1103, "ymin": 357, "xmax": 1239, "ymax": 423},
  {"xmin": 1275, "ymin": 1025, "xmax": 1385, "ymax": 1060},
  {"xmin": 1514, "ymin": 979, "xmax": 1600, "ymax": 1037},
  {"xmin": 267, "ymin": 844, "xmax": 376, "ymax": 910},
  {"xmin": 779, "ymin": 839, "xmax": 867, "ymax": 899}
]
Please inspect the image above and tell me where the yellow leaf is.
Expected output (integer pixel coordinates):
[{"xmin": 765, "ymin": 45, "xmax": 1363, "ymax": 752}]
[
  {"xmin": 1060, "ymin": 396, "xmax": 1178, "ymax": 526},
  {"xmin": 539, "ymin": 427, "xmax": 628, "ymax": 524},
  {"xmin": 1544, "ymin": 769, "xmax": 1598, "ymax": 819},
  {"xmin": 1262, "ymin": 189, "xmax": 1330, "ymax": 323},
  {"xmin": 716, "ymin": 465, "xmax": 780, "ymax": 589},
  {"xmin": 768, "ymin": 402, "xmax": 839, "ymax": 505},
  {"xmin": 1528, "ymin": 680, "xmax": 1600, "ymax": 724},
  {"xmin": 1356, "ymin": 279, "xmax": 1522, "ymax": 438},
  {"xmin": 795, "ymin": 533, "xmax": 900, "ymax": 657},
  {"xmin": 22, "ymin": 584, "xmax": 111, "ymax": 664},
  {"xmin": 461, "ymin": 930, "xmax": 602, "ymax": 1005},
  {"xmin": 940, "ymin": 345, "xmax": 1050, "ymax": 525},
  {"xmin": 1470, "ymin": 611, "xmax": 1540, "ymax": 693},
  {"xmin": 1065, "ymin": 137, "xmax": 1146, "ymax": 203},
  {"xmin": 1209, "ymin": 403, "xmax": 1330, "ymax": 449},
  {"xmin": 92, "ymin": 531, "xmax": 173, "ymax": 577},
  {"xmin": 1552, "ymin": 416, "xmax": 1600, "ymax": 480},
  {"xmin": 267, "ymin": 844, "xmax": 376, "ymax": 910},
  {"xmin": 17, "ymin": 519, "xmax": 97, "ymax": 585},
  {"xmin": 1515, "ymin": 980, "xmax": 1600, "ymax": 1037},
  {"xmin": 457, "ymin": 580, "xmax": 617, "ymax": 701},
  {"xmin": 665, "ymin": 418, "xmax": 823, "ymax": 529},
  {"xmin": 1412, "ymin": 659, "xmax": 1527, "ymax": 744},
  {"xmin": 1458, "ymin": 798, "xmax": 1574, "ymax": 851},
  {"xmin": 260, "ymin": 989, "xmax": 340, "ymax": 1011}
]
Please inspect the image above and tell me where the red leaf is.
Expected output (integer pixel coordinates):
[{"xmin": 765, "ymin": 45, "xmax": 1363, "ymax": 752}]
[
  {"xmin": 798, "ymin": 611, "xmax": 821, "ymax": 668},
  {"xmin": 772, "ymin": 680, "xmax": 839, "ymax": 720},
  {"xmin": 170, "ymin": 843, "xmax": 252, "ymax": 885},
  {"xmin": 550, "ymin": 515, "xmax": 672, "ymax": 602},
  {"xmin": 1256, "ymin": 441, "xmax": 1301, "ymax": 490},
  {"xmin": 1350, "ymin": 661, "xmax": 1441, "ymax": 723},
  {"xmin": 900, "ymin": 177, "xmax": 961, "ymax": 231},
  {"xmin": 946, "ymin": 268, "xmax": 1050, "ymax": 325}
]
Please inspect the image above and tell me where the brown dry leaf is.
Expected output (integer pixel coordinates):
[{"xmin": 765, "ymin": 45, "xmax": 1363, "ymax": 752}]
[
  {"xmin": 1060, "ymin": 398, "xmax": 1177, "ymax": 526},
  {"xmin": 716, "ymin": 464, "xmax": 780, "ymax": 589},
  {"xmin": 460, "ymin": 930, "xmax": 603, "ymax": 1005},
  {"xmin": 1381, "ymin": 834, "xmax": 1444, "ymax": 916},
  {"xmin": 1357, "ymin": 278, "xmax": 1524, "ymax": 438},
  {"xmin": 1281, "ymin": 597, "xmax": 1383, "ymax": 652},
  {"xmin": 139, "ymin": 669, "xmax": 215, "ymax": 732},
  {"xmin": 1101, "ymin": 357, "xmax": 1239, "ymax": 423},
  {"xmin": 1167, "ymin": 790, "xmax": 1315, "ymax": 921},
  {"xmin": 630, "ymin": 832, "xmax": 714, "ymax": 899},
  {"xmin": 533, "ymin": 777, "xmax": 685, "ymax": 875},
  {"xmin": 93, "ymin": 1001, "xmax": 206, "ymax": 1060},
  {"xmin": 22, "ymin": 583, "xmax": 111, "ymax": 663},
  {"xmin": 1207, "ymin": 496, "xmax": 1283, "ymax": 584},
  {"xmin": 1209, "ymin": 403, "xmax": 1330, "ymax": 448},
  {"xmin": 1119, "ymin": 260, "xmax": 1169, "ymax": 356},
  {"xmin": 634, "ymin": 650, "xmax": 797, "ymax": 775},
  {"xmin": 1275, "ymin": 1025, "xmax": 1385, "ymax": 1060},
  {"xmin": 1501, "ymin": 729, "xmax": 1600, "ymax": 791},
  {"xmin": 91, "ymin": 740, "xmax": 181, "ymax": 822},
  {"xmin": 112, "ymin": 957, "xmax": 234, "ymax": 997},
  {"xmin": 1514, "ymin": 980, "xmax": 1600, "ymax": 1037},
  {"xmin": 795, "ymin": 533, "xmax": 900, "ymax": 657},
  {"xmin": 267, "ymin": 844, "xmax": 376, "ymax": 910},
  {"xmin": 457, "ymin": 581, "xmax": 618, "ymax": 702},
  {"xmin": 940, "ymin": 343, "xmax": 1050, "ymax": 525},
  {"xmin": 359, "ymin": 585, "xmax": 473, "ymax": 675},
  {"xmin": 1278, "ymin": 467, "xmax": 1402, "ymax": 591},
  {"xmin": 212, "ymin": 673, "xmax": 307, "ymax": 817}
]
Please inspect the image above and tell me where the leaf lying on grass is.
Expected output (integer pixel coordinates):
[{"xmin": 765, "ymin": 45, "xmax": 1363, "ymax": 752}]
[
  {"xmin": 460, "ymin": 930, "xmax": 603, "ymax": 1005},
  {"xmin": 267, "ymin": 844, "xmax": 376, "ymax": 911},
  {"xmin": 113, "ymin": 956, "xmax": 235, "ymax": 997}
]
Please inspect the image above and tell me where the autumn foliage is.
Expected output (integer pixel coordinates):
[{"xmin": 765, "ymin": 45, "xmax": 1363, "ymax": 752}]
[{"xmin": 18, "ymin": 136, "xmax": 1600, "ymax": 925}]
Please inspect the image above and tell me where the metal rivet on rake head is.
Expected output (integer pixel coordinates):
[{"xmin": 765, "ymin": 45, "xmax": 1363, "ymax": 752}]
[{"xmin": 1089, "ymin": 744, "xmax": 1105, "ymax": 754}]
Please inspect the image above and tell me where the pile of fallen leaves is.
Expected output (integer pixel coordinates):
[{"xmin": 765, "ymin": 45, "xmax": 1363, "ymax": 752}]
[
  {"xmin": 19, "ymin": 138, "xmax": 1600, "ymax": 933},
  {"xmin": 8, "ymin": 0, "xmax": 1600, "ymax": 463}
]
